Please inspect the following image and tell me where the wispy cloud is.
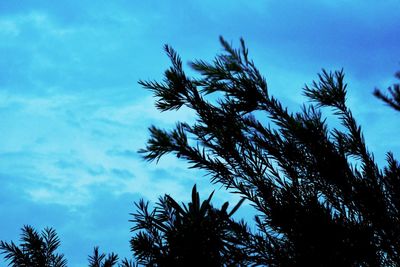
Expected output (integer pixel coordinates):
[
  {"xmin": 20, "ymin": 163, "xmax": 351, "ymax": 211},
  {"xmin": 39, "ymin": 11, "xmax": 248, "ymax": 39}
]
[{"xmin": 1, "ymin": 1, "xmax": 399, "ymax": 266}]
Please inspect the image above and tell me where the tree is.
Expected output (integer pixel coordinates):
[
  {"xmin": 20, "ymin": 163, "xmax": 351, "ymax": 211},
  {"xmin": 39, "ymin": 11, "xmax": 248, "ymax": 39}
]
[
  {"xmin": 87, "ymin": 246, "xmax": 133, "ymax": 267},
  {"xmin": 139, "ymin": 37, "xmax": 400, "ymax": 266},
  {"xmin": 0, "ymin": 225, "xmax": 67, "ymax": 267},
  {"xmin": 374, "ymin": 70, "xmax": 400, "ymax": 111},
  {"xmin": 130, "ymin": 185, "xmax": 250, "ymax": 266},
  {"xmin": 0, "ymin": 227, "xmax": 134, "ymax": 267},
  {"xmin": 2, "ymin": 38, "xmax": 399, "ymax": 267},
  {"xmin": 0, "ymin": 186, "xmax": 247, "ymax": 267}
]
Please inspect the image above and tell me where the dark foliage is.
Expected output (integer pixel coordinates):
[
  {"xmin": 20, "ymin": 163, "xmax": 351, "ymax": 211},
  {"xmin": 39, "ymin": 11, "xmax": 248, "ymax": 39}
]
[
  {"xmin": 130, "ymin": 185, "xmax": 250, "ymax": 266},
  {"xmin": 0, "ymin": 227, "xmax": 135, "ymax": 267},
  {"xmin": 139, "ymin": 37, "xmax": 400, "ymax": 266},
  {"xmin": 374, "ymin": 70, "xmax": 400, "ymax": 111},
  {"xmin": 0, "ymin": 225, "xmax": 67, "ymax": 267},
  {"xmin": 88, "ymin": 247, "xmax": 118, "ymax": 267},
  {"xmin": 2, "ymin": 38, "xmax": 400, "ymax": 267},
  {"xmin": 87, "ymin": 246, "xmax": 134, "ymax": 267}
]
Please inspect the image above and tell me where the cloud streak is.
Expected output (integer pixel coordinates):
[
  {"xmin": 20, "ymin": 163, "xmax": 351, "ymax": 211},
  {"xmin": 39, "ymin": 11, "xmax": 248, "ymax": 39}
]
[{"xmin": 1, "ymin": 1, "xmax": 399, "ymax": 266}]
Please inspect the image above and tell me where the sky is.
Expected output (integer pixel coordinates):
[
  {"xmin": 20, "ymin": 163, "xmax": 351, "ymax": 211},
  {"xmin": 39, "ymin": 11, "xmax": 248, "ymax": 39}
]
[{"xmin": 1, "ymin": 1, "xmax": 400, "ymax": 266}]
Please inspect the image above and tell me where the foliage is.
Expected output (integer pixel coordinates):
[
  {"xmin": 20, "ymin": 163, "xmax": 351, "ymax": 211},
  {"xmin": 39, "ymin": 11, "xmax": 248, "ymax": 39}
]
[
  {"xmin": 139, "ymin": 37, "xmax": 400, "ymax": 266},
  {"xmin": 88, "ymin": 247, "xmax": 118, "ymax": 267},
  {"xmin": 0, "ymin": 227, "xmax": 135, "ymax": 267},
  {"xmin": 2, "ymin": 37, "xmax": 400, "ymax": 267},
  {"xmin": 0, "ymin": 225, "xmax": 67, "ymax": 267},
  {"xmin": 374, "ymin": 70, "xmax": 400, "ymax": 111},
  {"xmin": 87, "ymin": 246, "xmax": 133, "ymax": 267},
  {"xmin": 130, "ymin": 185, "xmax": 250, "ymax": 266},
  {"xmin": 0, "ymin": 185, "xmax": 248, "ymax": 267}
]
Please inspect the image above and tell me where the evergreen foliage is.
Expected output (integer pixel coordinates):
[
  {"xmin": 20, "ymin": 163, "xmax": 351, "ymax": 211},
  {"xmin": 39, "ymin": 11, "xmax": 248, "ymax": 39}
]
[
  {"xmin": 0, "ymin": 186, "xmax": 246, "ymax": 266},
  {"xmin": 2, "ymin": 38, "xmax": 400, "ymax": 266},
  {"xmin": 130, "ymin": 185, "xmax": 249, "ymax": 266},
  {"xmin": 374, "ymin": 70, "xmax": 400, "ymax": 111},
  {"xmin": 87, "ymin": 246, "xmax": 133, "ymax": 267},
  {"xmin": 139, "ymin": 37, "xmax": 400, "ymax": 266},
  {"xmin": 0, "ymin": 225, "xmax": 67, "ymax": 267},
  {"xmin": 88, "ymin": 247, "xmax": 118, "ymax": 267}
]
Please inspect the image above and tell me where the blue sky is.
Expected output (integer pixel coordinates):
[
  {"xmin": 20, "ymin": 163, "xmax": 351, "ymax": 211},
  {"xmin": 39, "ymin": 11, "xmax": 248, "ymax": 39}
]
[{"xmin": 1, "ymin": 1, "xmax": 399, "ymax": 266}]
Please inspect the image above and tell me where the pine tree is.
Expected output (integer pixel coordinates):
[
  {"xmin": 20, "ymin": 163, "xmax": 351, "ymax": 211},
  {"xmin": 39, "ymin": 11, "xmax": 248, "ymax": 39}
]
[
  {"xmin": 0, "ymin": 225, "xmax": 67, "ymax": 267},
  {"xmin": 2, "ymin": 38, "xmax": 399, "ymax": 267},
  {"xmin": 87, "ymin": 246, "xmax": 133, "ymax": 267},
  {"xmin": 1, "ymin": 187, "xmax": 247, "ymax": 267},
  {"xmin": 139, "ymin": 37, "xmax": 400, "ymax": 266},
  {"xmin": 374, "ymin": 70, "xmax": 400, "ymax": 111},
  {"xmin": 0, "ymin": 227, "xmax": 134, "ymax": 267},
  {"xmin": 130, "ymin": 185, "xmax": 249, "ymax": 266}
]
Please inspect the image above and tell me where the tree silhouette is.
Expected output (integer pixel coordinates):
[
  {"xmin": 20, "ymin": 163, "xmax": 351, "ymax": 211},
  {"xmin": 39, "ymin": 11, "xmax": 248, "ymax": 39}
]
[
  {"xmin": 0, "ymin": 186, "xmax": 247, "ymax": 267},
  {"xmin": 0, "ymin": 227, "xmax": 136, "ymax": 267},
  {"xmin": 2, "ymin": 38, "xmax": 400, "ymax": 267},
  {"xmin": 88, "ymin": 247, "xmax": 119, "ymax": 267},
  {"xmin": 374, "ymin": 70, "xmax": 400, "ymax": 111},
  {"xmin": 87, "ymin": 246, "xmax": 134, "ymax": 267},
  {"xmin": 0, "ymin": 225, "xmax": 67, "ymax": 267},
  {"xmin": 130, "ymin": 185, "xmax": 250, "ymax": 266},
  {"xmin": 139, "ymin": 37, "xmax": 400, "ymax": 266}
]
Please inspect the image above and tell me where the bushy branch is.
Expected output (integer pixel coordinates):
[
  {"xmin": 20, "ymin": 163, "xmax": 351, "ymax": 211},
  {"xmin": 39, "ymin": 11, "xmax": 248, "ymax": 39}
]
[
  {"xmin": 130, "ymin": 185, "xmax": 253, "ymax": 266},
  {"xmin": 140, "ymin": 37, "xmax": 400, "ymax": 266},
  {"xmin": 0, "ymin": 225, "xmax": 67, "ymax": 267},
  {"xmin": 374, "ymin": 71, "xmax": 400, "ymax": 111}
]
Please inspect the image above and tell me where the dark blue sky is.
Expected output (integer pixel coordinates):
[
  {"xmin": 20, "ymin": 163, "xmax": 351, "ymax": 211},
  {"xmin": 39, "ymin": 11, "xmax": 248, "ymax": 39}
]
[{"xmin": 1, "ymin": 1, "xmax": 400, "ymax": 266}]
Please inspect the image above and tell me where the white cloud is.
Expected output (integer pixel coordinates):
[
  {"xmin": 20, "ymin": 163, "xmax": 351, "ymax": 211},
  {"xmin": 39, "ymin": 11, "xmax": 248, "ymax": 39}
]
[
  {"xmin": 0, "ymin": 86, "xmax": 204, "ymax": 208},
  {"xmin": 0, "ymin": 11, "xmax": 76, "ymax": 38}
]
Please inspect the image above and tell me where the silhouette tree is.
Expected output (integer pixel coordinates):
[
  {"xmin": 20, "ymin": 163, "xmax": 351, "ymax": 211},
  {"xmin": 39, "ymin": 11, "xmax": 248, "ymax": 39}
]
[
  {"xmin": 0, "ymin": 227, "xmax": 136, "ymax": 267},
  {"xmin": 0, "ymin": 225, "xmax": 67, "ymax": 267},
  {"xmin": 139, "ymin": 37, "xmax": 400, "ymax": 266},
  {"xmin": 87, "ymin": 246, "xmax": 134, "ymax": 267},
  {"xmin": 130, "ymin": 185, "xmax": 250, "ymax": 266},
  {"xmin": 88, "ymin": 247, "xmax": 119, "ymax": 267},
  {"xmin": 0, "ymin": 186, "xmax": 248, "ymax": 267},
  {"xmin": 374, "ymin": 70, "xmax": 400, "ymax": 111},
  {"xmin": 88, "ymin": 247, "xmax": 134, "ymax": 267},
  {"xmin": 2, "ymin": 38, "xmax": 399, "ymax": 267}
]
